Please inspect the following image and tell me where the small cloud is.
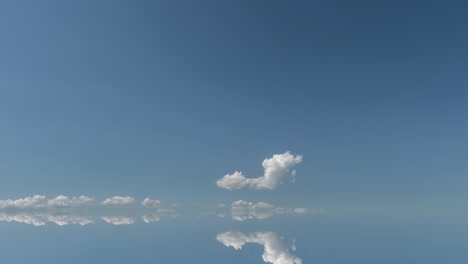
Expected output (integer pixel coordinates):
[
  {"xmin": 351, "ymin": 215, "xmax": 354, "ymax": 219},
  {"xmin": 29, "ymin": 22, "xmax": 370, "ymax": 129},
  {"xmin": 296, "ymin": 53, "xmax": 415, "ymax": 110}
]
[
  {"xmin": 142, "ymin": 214, "xmax": 161, "ymax": 223},
  {"xmin": 100, "ymin": 216, "xmax": 135, "ymax": 225},
  {"xmin": 100, "ymin": 196, "xmax": 135, "ymax": 206},
  {"xmin": 293, "ymin": 208, "xmax": 309, "ymax": 214},
  {"xmin": 217, "ymin": 231, "xmax": 302, "ymax": 264},
  {"xmin": 216, "ymin": 151, "xmax": 303, "ymax": 190},
  {"xmin": 142, "ymin": 198, "xmax": 161, "ymax": 207}
]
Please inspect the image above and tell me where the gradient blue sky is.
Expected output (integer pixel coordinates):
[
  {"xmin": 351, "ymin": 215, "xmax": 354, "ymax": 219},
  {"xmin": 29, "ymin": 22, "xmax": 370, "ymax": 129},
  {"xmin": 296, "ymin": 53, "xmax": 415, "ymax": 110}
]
[{"xmin": 1, "ymin": 0, "xmax": 467, "ymax": 208}]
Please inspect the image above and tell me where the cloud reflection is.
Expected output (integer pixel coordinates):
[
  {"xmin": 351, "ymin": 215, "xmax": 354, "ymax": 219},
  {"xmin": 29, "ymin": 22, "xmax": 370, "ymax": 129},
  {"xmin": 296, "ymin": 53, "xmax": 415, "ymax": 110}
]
[
  {"xmin": 0, "ymin": 195, "xmax": 176, "ymax": 226},
  {"xmin": 230, "ymin": 200, "xmax": 311, "ymax": 221},
  {"xmin": 101, "ymin": 215, "xmax": 135, "ymax": 225},
  {"xmin": 0, "ymin": 196, "xmax": 312, "ymax": 226},
  {"xmin": 217, "ymin": 231, "xmax": 302, "ymax": 264},
  {"xmin": 0, "ymin": 212, "xmax": 94, "ymax": 226}
]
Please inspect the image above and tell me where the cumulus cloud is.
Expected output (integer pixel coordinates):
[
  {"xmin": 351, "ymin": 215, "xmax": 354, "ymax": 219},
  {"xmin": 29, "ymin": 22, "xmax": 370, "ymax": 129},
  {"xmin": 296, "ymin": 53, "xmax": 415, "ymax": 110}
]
[
  {"xmin": 216, "ymin": 151, "xmax": 303, "ymax": 190},
  {"xmin": 100, "ymin": 196, "xmax": 135, "ymax": 206},
  {"xmin": 101, "ymin": 216, "xmax": 135, "ymax": 225},
  {"xmin": 217, "ymin": 231, "xmax": 302, "ymax": 264}
]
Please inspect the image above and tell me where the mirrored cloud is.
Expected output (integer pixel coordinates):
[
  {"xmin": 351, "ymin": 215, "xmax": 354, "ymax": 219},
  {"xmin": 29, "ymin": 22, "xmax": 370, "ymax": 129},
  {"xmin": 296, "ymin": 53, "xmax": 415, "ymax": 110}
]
[
  {"xmin": 0, "ymin": 212, "xmax": 94, "ymax": 226},
  {"xmin": 217, "ymin": 231, "xmax": 302, "ymax": 264},
  {"xmin": 142, "ymin": 214, "xmax": 161, "ymax": 223},
  {"xmin": 101, "ymin": 215, "xmax": 135, "ymax": 225},
  {"xmin": 142, "ymin": 198, "xmax": 161, "ymax": 207},
  {"xmin": 231, "ymin": 200, "xmax": 275, "ymax": 221},
  {"xmin": 0, "ymin": 212, "xmax": 46, "ymax": 226},
  {"xmin": 230, "ymin": 200, "xmax": 311, "ymax": 221},
  {"xmin": 216, "ymin": 151, "xmax": 303, "ymax": 190},
  {"xmin": 0, "ymin": 195, "xmax": 176, "ymax": 226},
  {"xmin": 100, "ymin": 196, "xmax": 135, "ymax": 206},
  {"xmin": 46, "ymin": 214, "xmax": 94, "ymax": 226}
]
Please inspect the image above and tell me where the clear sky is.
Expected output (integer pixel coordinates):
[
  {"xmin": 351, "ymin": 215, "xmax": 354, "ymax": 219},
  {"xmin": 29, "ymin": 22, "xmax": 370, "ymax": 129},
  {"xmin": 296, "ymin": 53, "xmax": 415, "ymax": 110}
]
[{"xmin": 1, "ymin": 1, "xmax": 468, "ymax": 263}]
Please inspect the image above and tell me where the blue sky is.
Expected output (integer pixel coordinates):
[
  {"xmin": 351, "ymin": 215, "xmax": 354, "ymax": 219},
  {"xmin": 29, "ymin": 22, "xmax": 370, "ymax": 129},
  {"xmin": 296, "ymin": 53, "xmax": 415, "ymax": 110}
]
[{"xmin": 1, "ymin": 0, "xmax": 468, "ymax": 216}]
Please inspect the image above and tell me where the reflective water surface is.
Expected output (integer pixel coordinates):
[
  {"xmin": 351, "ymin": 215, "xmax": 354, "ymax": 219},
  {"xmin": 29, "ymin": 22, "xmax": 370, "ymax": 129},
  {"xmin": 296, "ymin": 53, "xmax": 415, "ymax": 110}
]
[{"xmin": 0, "ymin": 196, "xmax": 466, "ymax": 264}]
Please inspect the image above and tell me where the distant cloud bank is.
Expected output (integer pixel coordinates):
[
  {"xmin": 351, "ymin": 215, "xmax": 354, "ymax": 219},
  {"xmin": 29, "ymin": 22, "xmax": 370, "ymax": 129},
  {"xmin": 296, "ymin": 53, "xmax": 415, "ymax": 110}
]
[
  {"xmin": 230, "ymin": 200, "xmax": 309, "ymax": 221},
  {"xmin": 0, "ymin": 195, "xmax": 174, "ymax": 226},
  {"xmin": 216, "ymin": 151, "xmax": 303, "ymax": 190},
  {"xmin": 0, "ymin": 195, "xmax": 95, "ymax": 209}
]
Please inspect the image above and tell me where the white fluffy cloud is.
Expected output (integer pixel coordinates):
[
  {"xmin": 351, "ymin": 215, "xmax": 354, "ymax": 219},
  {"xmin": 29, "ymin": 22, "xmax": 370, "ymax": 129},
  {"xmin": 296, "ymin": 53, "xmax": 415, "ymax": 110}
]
[
  {"xmin": 0, "ymin": 195, "xmax": 47, "ymax": 209},
  {"xmin": 100, "ymin": 196, "xmax": 135, "ymax": 206},
  {"xmin": 216, "ymin": 151, "xmax": 303, "ymax": 190},
  {"xmin": 217, "ymin": 231, "xmax": 302, "ymax": 264},
  {"xmin": 101, "ymin": 216, "xmax": 135, "ymax": 225}
]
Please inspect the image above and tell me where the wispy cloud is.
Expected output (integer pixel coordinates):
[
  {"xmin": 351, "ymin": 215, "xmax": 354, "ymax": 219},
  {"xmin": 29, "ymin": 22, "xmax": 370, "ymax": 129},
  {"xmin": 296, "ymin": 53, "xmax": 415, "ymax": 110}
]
[
  {"xmin": 216, "ymin": 151, "xmax": 303, "ymax": 190},
  {"xmin": 217, "ymin": 231, "xmax": 302, "ymax": 264},
  {"xmin": 100, "ymin": 196, "xmax": 135, "ymax": 206}
]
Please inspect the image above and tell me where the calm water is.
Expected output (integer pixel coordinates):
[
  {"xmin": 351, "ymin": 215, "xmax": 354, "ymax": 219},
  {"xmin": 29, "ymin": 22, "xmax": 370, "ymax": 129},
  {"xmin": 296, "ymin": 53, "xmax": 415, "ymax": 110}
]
[{"xmin": 0, "ymin": 203, "xmax": 466, "ymax": 264}]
